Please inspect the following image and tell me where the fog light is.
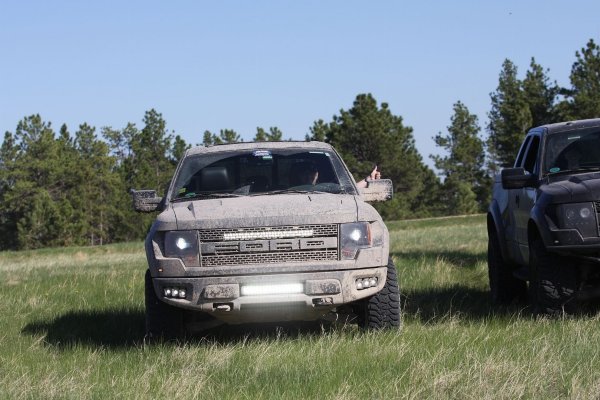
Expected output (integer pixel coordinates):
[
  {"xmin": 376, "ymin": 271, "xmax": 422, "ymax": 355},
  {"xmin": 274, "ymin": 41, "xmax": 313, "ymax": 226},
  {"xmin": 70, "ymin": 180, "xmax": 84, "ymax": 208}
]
[
  {"xmin": 164, "ymin": 288, "xmax": 172, "ymax": 297},
  {"xmin": 172, "ymin": 289, "xmax": 179, "ymax": 297},
  {"xmin": 178, "ymin": 290, "xmax": 186, "ymax": 298},
  {"xmin": 356, "ymin": 276, "xmax": 378, "ymax": 290}
]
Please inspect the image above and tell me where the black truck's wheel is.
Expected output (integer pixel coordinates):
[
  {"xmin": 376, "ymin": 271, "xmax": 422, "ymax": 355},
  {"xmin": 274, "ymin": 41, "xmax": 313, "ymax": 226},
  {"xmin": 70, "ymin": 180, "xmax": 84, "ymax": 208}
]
[
  {"xmin": 529, "ymin": 238, "xmax": 578, "ymax": 316},
  {"xmin": 145, "ymin": 270, "xmax": 184, "ymax": 340},
  {"xmin": 488, "ymin": 228, "xmax": 527, "ymax": 304},
  {"xmin": 355, "ymin": 260, "xmax": 401, "ymax": 330}
]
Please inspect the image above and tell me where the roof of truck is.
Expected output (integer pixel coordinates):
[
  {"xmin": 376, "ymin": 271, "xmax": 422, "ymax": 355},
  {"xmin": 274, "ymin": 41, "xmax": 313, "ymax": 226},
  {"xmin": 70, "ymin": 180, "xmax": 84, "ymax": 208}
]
[
  {"xmin": 535, "ymin": 118, "xmax": 600, "ymax": 135},
  {"xmin": 185, "ymin": 140, "xmax": 334, "ymax": 156}
]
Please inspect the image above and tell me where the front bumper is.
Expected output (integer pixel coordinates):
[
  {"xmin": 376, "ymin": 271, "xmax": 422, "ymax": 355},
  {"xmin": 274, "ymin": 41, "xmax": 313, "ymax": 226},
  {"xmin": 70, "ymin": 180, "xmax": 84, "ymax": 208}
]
[
  {"xmin": 152, "ymin": 267, "xmax": 387, "ymax": 324},
  {"xmin": 545, "ymin": 228, "xmax": 600, "ymax": 261}
]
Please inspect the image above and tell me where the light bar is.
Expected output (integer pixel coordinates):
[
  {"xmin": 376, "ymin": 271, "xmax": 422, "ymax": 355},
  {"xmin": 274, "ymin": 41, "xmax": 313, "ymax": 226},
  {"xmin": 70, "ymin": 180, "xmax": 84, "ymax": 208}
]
[
  {"xmin": 241, "ymin": 283, "xmax": 304, "ymax": 296},
  {"xmin": 223, "ymin": 229, "xmax": 313, "ymax": 241}
]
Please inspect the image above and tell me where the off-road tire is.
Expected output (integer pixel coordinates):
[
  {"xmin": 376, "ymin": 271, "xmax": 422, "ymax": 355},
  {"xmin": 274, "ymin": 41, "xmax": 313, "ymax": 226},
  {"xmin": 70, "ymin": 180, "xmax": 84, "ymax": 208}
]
[
  {"xmin": 145, "ymin": 270, "xmax": 184, "ymax": 341},
  {"xmin": 488, "ymin": 228, "xmax": 527, "ymax": 304},
  {"xmin": 355, "ymin": 260, "xmax": 401, "ymax": 330},
  {"xmin": 529, "ymin": 238, "xmax": 578, "ymax": 316}
]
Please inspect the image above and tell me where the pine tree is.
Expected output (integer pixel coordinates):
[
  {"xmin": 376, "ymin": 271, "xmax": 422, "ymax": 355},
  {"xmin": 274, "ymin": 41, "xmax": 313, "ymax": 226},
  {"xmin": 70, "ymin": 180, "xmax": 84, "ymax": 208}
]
[
  {"xmin": 218, "ymin": 129, "xmax": 240, "ymax": 143},
  {"xmin": 202, "ymin": 130, "xmax": 215, "ymax": 146},
  {"xmin": 562, "ymin": 39, "xmax": 600, "ymax": 120},
  {"xmin": 0, "ymin": 131, "xmax": 19, "ymax": 249},
  {"xmin": 306, "ymin": 119, "xmax": 328, "ymax": 142},
  {"xmin": 432, "ymin": 101, "xmax": 489, "ymax": 211},
  {"xmin": 267, "ymin": 127, "xmax": 283, "ymax": 141},
  {"xmin": 487, "ymin": 59, "xmax": 532, "ymax": 169},
  {"xmin": 522, "ymin": 58, "xmax": 558, "ymax": 126},
  {"xmin": 254, "ymin": 127, "xmax": 268, "ymax": 142},
  {"xmin": 317, "ymin": 93, "xmax": 437, "ymax": 219},
  {"xmin": 171, "ymin": 135, "xmax": 189, "ymax": 162}
]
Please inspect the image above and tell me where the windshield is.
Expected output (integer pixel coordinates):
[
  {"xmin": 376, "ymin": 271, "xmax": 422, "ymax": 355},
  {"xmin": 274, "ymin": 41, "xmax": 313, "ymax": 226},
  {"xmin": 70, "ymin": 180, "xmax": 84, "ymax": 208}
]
[
  {"xmin": 170, "ymin": 148, "xmax": 356, "ymax": 200},
  {"xmin": 544, "ymin": 129, "xmax": 600, "ymax": 174}
]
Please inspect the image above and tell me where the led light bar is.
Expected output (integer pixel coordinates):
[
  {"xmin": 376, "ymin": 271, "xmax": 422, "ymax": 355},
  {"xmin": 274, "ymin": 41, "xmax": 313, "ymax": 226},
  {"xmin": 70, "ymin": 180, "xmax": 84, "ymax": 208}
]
[
  {"xmin": 241, "ymin": 283, "xmax": 304, "ymax": 296},
  {"xmin": 223, "ymin": 229, "xmax": 314, "ymax": 241}
]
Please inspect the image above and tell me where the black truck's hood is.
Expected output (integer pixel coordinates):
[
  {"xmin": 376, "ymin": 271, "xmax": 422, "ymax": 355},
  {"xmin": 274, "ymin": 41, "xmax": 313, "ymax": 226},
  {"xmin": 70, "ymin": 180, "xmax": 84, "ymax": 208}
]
[{"xmin": 541, "ymin": 172, "xmax": 600, "ymax": 203}]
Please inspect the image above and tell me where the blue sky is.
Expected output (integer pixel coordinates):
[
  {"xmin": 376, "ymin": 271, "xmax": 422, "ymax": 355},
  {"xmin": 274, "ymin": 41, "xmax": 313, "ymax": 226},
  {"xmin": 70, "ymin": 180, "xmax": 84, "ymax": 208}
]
[{"xmin": 1, "ymin": 1, "xmax": 599, "ymax": 168}]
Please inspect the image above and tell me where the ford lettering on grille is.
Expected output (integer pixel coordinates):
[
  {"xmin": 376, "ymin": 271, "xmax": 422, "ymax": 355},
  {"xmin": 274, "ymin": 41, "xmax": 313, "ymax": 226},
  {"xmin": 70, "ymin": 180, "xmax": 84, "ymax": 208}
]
[{"xmin": 198, "ymin": 224, "xmax": 339, "ymax": 266}]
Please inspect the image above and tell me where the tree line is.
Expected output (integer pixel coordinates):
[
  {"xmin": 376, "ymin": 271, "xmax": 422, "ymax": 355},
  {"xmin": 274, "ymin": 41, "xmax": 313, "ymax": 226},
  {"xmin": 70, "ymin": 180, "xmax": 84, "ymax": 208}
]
[{"xmin": 1, "ymin": 39, "xmax": 599, "ymax": 250}]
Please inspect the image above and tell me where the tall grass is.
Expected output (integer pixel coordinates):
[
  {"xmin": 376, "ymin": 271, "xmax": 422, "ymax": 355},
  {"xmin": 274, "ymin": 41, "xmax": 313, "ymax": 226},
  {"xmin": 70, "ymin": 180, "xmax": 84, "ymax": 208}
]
[{"xmin": 2, "ymin": 215, "xmax": 600, "ymax": 399}]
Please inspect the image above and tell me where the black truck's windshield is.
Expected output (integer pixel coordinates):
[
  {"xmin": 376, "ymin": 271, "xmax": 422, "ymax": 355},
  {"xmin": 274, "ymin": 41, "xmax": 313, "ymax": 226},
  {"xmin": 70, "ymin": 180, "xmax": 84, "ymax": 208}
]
[
  {"xmin": 545, "ymin": 129, "xmax": 600, "ymax": 175},
  {"xmin": 171, "ymin": 148, "xmax": 356, "ymax": 201}
]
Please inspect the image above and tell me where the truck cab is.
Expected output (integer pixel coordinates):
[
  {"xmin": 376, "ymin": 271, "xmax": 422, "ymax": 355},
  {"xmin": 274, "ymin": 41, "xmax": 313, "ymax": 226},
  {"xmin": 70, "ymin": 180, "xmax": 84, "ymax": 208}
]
[
  {"xmin": 488, "ymin": 118, "xmax": 600, "ymax": 315},
  {"xmin": 132, "ymin": 141, "xmax": 400, "ymax": 338}
]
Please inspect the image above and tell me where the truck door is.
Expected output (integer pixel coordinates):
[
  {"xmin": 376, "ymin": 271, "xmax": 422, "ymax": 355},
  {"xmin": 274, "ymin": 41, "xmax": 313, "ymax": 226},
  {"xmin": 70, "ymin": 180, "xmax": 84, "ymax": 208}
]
[
  {"xmin": 505, "ymin": 136, "xmax": 531, "ymax": 263},
  {"xmin": 515, "ymin": 135, "xmax": 541, "ymax": 262}
]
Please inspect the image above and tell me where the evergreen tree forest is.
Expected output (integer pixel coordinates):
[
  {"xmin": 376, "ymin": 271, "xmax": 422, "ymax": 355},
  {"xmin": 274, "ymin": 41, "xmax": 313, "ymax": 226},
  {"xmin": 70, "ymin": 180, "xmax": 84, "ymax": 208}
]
[{"xmin": 1, "ymin": 38, "xmax": 600, "ymax": 250}]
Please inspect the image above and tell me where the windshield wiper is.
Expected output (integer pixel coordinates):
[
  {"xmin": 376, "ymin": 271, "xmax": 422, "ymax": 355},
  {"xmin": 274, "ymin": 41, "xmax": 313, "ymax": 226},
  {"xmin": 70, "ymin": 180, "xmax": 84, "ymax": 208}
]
[
  {"xmin": 172, "ymin": 193, "xmax": 246, "ymax": 201},
  {"xmin": 257, "ymin": 189, "xmax": 331, "ymax": 196}
]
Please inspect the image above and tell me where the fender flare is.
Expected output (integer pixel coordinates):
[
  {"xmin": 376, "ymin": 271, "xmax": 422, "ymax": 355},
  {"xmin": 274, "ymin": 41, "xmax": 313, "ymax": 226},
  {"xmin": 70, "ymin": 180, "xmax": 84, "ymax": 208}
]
[
  {"xmin": 528, "ymin": 205, "xmax": 552, "ymax": 248},
  {"xmin": 487, "ymin": 199, "xmax": 510, "ymax": 262}
]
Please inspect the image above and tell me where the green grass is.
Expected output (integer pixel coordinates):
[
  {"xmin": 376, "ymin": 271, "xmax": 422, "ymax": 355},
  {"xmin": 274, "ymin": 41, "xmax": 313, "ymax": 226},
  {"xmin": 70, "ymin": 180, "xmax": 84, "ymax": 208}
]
[{"xmin": 2, "ymin": 214, "xmax": 600, "ymax": 399}]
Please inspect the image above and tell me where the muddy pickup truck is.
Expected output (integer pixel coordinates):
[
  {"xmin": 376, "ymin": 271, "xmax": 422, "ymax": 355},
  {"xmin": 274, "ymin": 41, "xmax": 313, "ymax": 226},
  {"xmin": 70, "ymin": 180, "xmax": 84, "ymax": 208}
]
[
  {"xmin": 488, "ymin": 118, "xmax": 600, "ymax": 315},
  {"xmin": 132, "ymin": 141, "xmax": 400, "ymax": 338}
]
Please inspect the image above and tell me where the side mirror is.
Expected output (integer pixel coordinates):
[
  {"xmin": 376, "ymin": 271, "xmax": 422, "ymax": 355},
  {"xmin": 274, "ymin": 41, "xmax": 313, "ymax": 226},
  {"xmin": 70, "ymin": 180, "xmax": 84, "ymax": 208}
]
[
  {"xmin": 360, "ymin": 179, "xmax": 393, "ymax": 202},
  {"xmin": 501, "ymin": 168, "xmax": 538, "ymax": 190},
  {"xmin": 131, "ymin": 189, "xmax": 163, "ymax": 212}
]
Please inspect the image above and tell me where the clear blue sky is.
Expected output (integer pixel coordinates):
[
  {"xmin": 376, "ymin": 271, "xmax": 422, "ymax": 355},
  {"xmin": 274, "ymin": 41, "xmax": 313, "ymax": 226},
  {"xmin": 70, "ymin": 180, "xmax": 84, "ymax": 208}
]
[{"xmin": 1, "ymin": 1, "xmax": 599, "ymax": 168}]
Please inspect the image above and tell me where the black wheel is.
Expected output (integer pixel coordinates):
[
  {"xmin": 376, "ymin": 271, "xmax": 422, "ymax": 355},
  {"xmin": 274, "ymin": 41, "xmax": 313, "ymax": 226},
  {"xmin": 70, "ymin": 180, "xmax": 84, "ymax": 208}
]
[
  {"xmin": 529, "ymin": 238, "xmax": 578, "ymax": 316},
  {"xmin": 355, "ymin": 259, "xmax": 401, "ymax": 330},
  {"xmin": 145, "ymin": 270, "xmax": 184, "ymax": 340},
  {"xmin": 488, "ymin": 228, "xmax": 527, "ymax": 304}
]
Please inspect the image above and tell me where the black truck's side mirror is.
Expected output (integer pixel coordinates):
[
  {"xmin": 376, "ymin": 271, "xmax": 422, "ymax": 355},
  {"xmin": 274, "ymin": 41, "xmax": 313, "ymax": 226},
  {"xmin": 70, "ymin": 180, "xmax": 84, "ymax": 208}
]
[
  {"xmin": 501, "ymin": 167, "xmax": 538, "ymax": 190},
  {"xmin": 131, "ymin": 189, "xmax": 163, "ymax": 212}
]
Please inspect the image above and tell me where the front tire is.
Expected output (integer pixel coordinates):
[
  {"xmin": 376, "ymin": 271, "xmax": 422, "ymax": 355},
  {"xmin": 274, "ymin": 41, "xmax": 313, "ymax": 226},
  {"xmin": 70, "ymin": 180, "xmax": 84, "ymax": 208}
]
[
  {"xmin": 529, "ymin": 238, "xmax": 578, "ymax": 316},
  {"xmin": 488, "ymin": 227, "xmax": 527, "ymax": 304},
  {"xmin": 355, "ymin": 259, "xmax": 401, "ymax": 330}
]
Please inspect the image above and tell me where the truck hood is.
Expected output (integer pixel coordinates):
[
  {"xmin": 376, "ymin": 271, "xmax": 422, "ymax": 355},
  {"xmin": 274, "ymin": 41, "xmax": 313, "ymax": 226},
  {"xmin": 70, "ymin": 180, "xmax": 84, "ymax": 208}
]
[
  {"xmin": 169, "ymin": 193, "xmax": 358, "ymax": 229},
  {"xmin": 542, "ymin": 172, "xmax": 600, "ymax": 203}
]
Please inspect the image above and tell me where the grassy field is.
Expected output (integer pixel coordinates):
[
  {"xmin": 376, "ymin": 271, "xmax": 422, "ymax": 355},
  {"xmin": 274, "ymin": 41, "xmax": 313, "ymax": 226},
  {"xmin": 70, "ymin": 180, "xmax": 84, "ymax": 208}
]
[{"xmin": 2, "ymin": 214, "xmax": 600, "ymax": 399}]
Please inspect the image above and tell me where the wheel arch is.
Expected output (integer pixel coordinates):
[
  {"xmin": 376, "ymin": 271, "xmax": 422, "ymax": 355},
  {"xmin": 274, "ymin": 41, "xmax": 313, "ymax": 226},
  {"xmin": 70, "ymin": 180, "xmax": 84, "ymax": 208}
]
[
  {"xmin": 487, "ymin": 201, "xmax": 510, "ymax": 262},
  {"xmin": 529, "ymin": 205, "xmax": 553, "ymax": 248}
]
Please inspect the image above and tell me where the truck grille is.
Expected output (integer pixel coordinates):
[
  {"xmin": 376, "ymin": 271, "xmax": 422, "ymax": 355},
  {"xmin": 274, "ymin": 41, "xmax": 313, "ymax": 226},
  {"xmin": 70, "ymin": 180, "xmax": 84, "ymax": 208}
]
[
  {"xmin": 198, "ymin": 224, "xmax": 339, "ymax": 266},
  {"xmin": 202, "ymin": 250, "xmax": 338, "ymax": 267}
]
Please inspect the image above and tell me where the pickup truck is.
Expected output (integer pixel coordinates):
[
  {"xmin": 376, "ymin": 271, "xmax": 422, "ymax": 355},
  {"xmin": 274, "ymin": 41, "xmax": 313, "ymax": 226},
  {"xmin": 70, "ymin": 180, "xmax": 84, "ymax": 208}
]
[
  {"xmin": 132, "ymin": 141, "xmax": 400, "ymax": 338},
  {"xmin": 488, "ymin": 118, "xmax": 600, "ymax": 315}
]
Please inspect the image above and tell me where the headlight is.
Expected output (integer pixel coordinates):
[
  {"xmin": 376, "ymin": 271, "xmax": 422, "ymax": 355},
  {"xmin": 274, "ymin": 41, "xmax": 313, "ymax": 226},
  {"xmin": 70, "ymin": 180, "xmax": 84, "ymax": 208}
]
[
  {"xmin": 340, "ymin": 222, "xmax": 372, "ymax": 259},
  {"xmin": 164, "ymin": 231, "xmax": 199, "ymax": 266},
  {"xmin": 555, "ymin": 202, "xmax": 598, "ymax": 238}
]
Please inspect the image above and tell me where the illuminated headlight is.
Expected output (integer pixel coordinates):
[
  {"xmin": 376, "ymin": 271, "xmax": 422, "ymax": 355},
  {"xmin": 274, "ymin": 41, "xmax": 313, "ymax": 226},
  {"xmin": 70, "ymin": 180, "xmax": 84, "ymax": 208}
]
[
  {"xmin": 556, "ymin": 202, "xmax": 598, "ymax": 238},
  {"xmin": 164, "ymin": 231, "xmax": 199, "ymax": 266},
  {"xmin": 340, "ymin": 222, "xmax": 372, "ymax": 259}
]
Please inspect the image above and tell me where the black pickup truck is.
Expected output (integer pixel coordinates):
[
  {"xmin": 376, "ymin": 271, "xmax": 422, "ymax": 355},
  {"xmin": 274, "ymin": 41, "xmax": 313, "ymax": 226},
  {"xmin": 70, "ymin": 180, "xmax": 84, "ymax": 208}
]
[{"xmin": 488, "ymin": 118, "xmax": 600, "ymax": 315}]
